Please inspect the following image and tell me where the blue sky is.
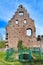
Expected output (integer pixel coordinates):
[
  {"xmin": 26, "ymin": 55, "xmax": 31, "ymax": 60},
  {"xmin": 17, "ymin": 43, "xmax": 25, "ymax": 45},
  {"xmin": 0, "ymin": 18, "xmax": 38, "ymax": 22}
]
[{"xmin": 0, "ymin": 0, "xmax": 43, "ymax": 40}]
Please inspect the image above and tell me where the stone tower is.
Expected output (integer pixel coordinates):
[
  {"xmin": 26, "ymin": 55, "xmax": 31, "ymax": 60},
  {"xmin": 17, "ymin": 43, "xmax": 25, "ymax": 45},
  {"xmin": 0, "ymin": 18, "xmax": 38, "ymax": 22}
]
[{"xmin": 6, "ymin": 5, "xmax": 40, "ymax": 50}]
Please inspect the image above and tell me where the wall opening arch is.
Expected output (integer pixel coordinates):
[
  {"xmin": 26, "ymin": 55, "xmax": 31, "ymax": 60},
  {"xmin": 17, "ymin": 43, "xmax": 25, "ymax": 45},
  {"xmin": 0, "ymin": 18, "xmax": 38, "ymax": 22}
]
[{"xmin": 26, "ymin": 28, "xmax": 32, "ymax": 36}]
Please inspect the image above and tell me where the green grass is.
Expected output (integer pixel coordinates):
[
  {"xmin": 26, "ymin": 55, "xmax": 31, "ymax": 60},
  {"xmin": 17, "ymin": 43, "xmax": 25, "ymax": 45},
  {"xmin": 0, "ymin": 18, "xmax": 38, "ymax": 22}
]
[
  {"xmin": 0, "ymin": 51, "xmax": 22, "ymax": 65},
  {"xmin": 0, "ymin": 51, "xmax": 6, "ymax": 59},
  {"xmin": 0, "ymin": 51, "xmax": 43, "ymax": 65},
  {"xmin": 32, "ymin": 53, "xmax": 43, "ymax": 61}
]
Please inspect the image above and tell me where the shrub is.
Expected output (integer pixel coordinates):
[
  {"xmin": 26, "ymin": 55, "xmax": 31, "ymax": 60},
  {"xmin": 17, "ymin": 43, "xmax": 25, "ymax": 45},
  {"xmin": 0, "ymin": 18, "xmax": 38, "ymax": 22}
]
[
  {"xmin": 0, "ymin": 40, "xmax": 5, "ymax": 48},
  {"xmin": 17, "ymin": 40, "xmax": 23, "ymax": 51}
]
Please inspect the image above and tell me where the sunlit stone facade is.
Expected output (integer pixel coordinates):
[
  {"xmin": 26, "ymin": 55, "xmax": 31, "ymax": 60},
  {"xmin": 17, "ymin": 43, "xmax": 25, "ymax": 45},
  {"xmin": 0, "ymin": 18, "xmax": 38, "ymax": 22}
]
[{"xmin": 6, "ymin": 5, "xmax": 40, "ymax": 50}]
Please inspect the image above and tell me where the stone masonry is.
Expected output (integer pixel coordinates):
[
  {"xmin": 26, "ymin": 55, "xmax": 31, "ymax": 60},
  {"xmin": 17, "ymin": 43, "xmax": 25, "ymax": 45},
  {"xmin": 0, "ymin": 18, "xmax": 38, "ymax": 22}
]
[{"xmin": 6, "ymin": 5, "xmax": 40, "ymax": 50}]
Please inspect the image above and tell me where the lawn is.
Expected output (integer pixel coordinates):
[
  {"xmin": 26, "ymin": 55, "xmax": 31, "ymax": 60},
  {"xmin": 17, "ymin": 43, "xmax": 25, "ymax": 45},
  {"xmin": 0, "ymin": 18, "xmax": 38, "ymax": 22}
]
[
  {"xmin": 0, "ymin": 51, "xmax": 22, "ymax": 65},
  {"xmin": 0, "ymin": 51, "xmax": 43, "ymax": 65}
]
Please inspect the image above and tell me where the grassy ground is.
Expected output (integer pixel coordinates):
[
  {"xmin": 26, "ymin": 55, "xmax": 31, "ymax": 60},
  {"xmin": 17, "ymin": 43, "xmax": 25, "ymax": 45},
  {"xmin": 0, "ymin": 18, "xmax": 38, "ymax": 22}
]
[
  {"xmin": 0, "ymin": 51, "xmax": 22, "ymax": 65},
  {"xmin": 0, "ymin": 51, "xmax": 43, "ymax": 65}
]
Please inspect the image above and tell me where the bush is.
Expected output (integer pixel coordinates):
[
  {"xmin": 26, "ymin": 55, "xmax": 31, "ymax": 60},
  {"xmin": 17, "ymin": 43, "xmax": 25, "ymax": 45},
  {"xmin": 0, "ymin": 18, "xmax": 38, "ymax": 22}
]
[
  {"xmin": 0, "ymin": 41, "xmax": 5, "ymax": 48},
  {"xmin": 17, "ymin": 40, "xmax": 23, "ymax": 51}
]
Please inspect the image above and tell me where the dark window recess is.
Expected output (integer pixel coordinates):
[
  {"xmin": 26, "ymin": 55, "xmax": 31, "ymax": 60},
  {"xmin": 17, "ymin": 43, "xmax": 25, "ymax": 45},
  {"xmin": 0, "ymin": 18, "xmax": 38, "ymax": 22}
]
[
  {"xmin": 6, "ymin": 44, "xmax": 8, "ymax": 46},
  {"xmin": 5, "ymin": 41, "xmax": 8, "ymax": 43},
  {"xmin": 6, "ymin": 44, "xmax": 9, "ymax": 47},
  {"xmin": 6, "ymin": 33, "xmax": 8, "ymax": 35},
  {"xmin": 6, "ymin": 33, "xmax": 8, "ymax": 37},
  {"xmin": 6, "ymin": 38, "xmax": 8, "ymax": 40}
]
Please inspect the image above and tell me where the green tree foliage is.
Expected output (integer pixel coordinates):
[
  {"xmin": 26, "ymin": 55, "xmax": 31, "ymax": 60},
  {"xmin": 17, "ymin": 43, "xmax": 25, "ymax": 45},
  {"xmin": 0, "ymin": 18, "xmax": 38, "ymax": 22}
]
[
  {"xmin": 0, "ymin": 33, "xmax": 3, "ymax": 41},
  {"xmin": 0, "ymin": 41, "xmax": 5, "ymax": 48},
  {"xmin": 17, "ymin": 40, "xmax": 23, "ymax": 51},
  {"xmin": 0, "ymin": 33, "xmax": 5, "ymax": 48}
]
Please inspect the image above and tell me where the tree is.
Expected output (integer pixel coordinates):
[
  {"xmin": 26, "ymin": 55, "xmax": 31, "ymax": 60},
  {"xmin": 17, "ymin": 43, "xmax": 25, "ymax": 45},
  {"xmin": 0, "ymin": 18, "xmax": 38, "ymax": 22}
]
[
  {"xmin": 17, "ymin": 40, "xmax": 23, "ymax": 51},
  {"xmin": 0, "ymin": 33, "xmax": 5, "ymax": 48},
  {"xmin": 0, "ymin": 33, "xmax": 3, "ymax": 41}
]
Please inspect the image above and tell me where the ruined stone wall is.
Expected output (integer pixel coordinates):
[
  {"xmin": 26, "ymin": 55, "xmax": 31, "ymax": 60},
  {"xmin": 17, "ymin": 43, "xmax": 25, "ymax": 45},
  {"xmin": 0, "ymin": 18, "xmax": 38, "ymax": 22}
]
[{"xmin": 6, "ymin": 5, "xmax": 40, "ymax": 50}]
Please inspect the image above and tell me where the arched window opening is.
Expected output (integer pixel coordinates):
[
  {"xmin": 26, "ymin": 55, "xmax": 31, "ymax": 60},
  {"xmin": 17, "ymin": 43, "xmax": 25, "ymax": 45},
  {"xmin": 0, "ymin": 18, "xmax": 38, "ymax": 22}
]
[
  {"xmin": 16, "ymin": 20, "xmax": 19, "ymax": 25},
  {"xmin": 24, "ymin": 19, "xmax": 27, "ymax": 24},
  {"xmin": 19, "ymin": 11, "xmax": 24, "ymax": 16},
  {"xmin": 26, "ymin": 29, "xmax": 32, "ymax": 36}
]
